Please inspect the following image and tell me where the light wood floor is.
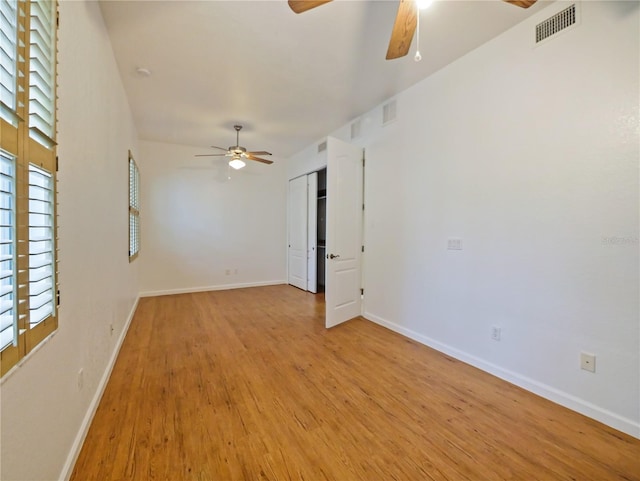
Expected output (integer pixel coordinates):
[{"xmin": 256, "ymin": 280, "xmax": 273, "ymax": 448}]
[{"xmin": 71, "ymin": 285, "xmax": 640, "ymax": 481}]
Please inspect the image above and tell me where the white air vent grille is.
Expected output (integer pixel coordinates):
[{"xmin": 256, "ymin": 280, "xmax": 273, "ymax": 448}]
[
  {"xmin": 536, "ymin": 4, "xmax": 576, "ymax": 43},
  {"xmin": 318, "ymin": 140, "xmax": 327, "ymax": 153},
  {"xmin": 382, "ymin": 100, "xmax": 397, "ymax": 125},
  {"xmin": 350, "ymin": 119, "xmax": 361, "ymax": 140}
]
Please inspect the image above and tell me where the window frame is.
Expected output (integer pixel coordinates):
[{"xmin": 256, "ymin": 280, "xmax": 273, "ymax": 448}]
[{"xmin": 0, "ymin": 0, "xmax": 58, "ymax": 378}]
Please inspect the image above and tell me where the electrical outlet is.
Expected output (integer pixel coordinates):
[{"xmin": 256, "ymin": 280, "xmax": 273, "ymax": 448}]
[
  {"xmin": 77, "ymin": 368, "xmax": 84, "ymax": 390},
  {"xmin": 491, "ymin": 326, "xmax": 501, "ymax": 341},
  {"xmin": 580, "ymin": 352, "xmax": 596, "ymax": 373}
]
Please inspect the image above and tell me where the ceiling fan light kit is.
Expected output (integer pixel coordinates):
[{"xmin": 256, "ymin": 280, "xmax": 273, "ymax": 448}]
[
  {"xmin": 229, "ymin": 156, "xmax": 246, "ymax": 170},
  {"xmin": 288, "ymin": 0, "xmax": 537, "ymax": 60}
]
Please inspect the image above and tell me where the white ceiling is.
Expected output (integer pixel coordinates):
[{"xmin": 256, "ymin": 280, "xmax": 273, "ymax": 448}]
[{"xmin": 99, "ymin": 0, "xmax": 549, "ymax": 159}]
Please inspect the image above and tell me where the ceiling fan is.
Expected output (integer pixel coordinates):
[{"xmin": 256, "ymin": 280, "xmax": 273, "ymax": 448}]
[
  {"xmin": 196, "ymin": 125, "xmax": 274, "ymax": 170},
  {"xmin": 288, "ymin": 0, "xmax": 537, "ymax": 60}
]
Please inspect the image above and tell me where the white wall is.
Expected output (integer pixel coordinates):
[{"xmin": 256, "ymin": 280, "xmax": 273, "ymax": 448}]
[
  {"xmin": 288, "ymin": 142, "xmax": 328, "ymax": 180},
  {"xmin": 292, "ymin": 1, "xmax": 640, "ymax": 437},
  {"xmin": 0, "ymin": 2, "xmax": 140, "ymax": 480},
  {"xmin": 138, "ymin": 140, "xmax": 287, "ymax": 296}
]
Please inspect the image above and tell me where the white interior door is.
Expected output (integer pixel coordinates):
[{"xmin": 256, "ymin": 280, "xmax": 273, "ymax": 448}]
[
  {"xmin": 307, "ymin": 172, "xmax": 318, "ymax": 293},
  {"xmin": 288, "ymin": 175, "xmax": 307, "ymax": 290},
  {"xmin": 325, "ymin": 139, "xmax": 363, "ymax": 328}
]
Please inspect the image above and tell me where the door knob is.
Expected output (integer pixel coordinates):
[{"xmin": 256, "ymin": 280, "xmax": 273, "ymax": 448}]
[{"xmin": 328, "ymin": 253, "xmax": 340, "ymax": 259}]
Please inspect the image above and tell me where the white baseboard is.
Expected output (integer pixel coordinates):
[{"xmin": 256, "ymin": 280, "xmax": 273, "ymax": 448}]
[
  {"xmin": 139, "ymin": 280, "xmax": 286, "ymax": 298},
  {"xmin": 59, "ymin": 297, "xmax": 140, "ymax": 481},
  {"xmin": 364, "ymin": 311, "xmax": 640, "ymax": 440}
]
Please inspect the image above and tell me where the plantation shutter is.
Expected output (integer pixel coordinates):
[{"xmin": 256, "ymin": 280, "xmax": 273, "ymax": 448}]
[
  {"xmin": 0, "ymin": 150, "xmax": 16, "ymax": 351},
  {"xmin": 0, "ymin": 0, "xmax": 18, "ymax": 120},
  {"xmin": 20, "ymin": 0, "xmax": 57, "ymax": 356},
  {"xmin": 0, "ymin": 0, "xmax": 25, "ymax": 373},
  {"xmin": 129, "ymin": 154, "xmax": 140, "ymax": 260},
  {"xmin": 28, "ymin": 164, "xmax": 53, "ymax": 326},
  {"xmin": 1, "ymin": 0, "xmax": 57, "ymax": 377},
  {"xmin": 28, "ymin": 0, "xmax": 55, "ymax": 145},
  {"xmin": 1, "ymin": 0, "xmax": 27, "ymax": 138}
]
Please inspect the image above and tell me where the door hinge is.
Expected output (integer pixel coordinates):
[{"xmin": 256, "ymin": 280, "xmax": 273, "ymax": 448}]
[
  {"xmin": 360, "ymin": 288, "xmax": 364, "ymax": 295},
  {"xmin": 56, "ymin": 155, "xmax": 59, "ymax": 172},
  {"xmin": 362, "ymin": 203, "xmax": 365, "ymax": 211},
  {"xmin": 56, "ymin": 289, "xmax": 60, "ymax": 306},
  {"xmin": 361, "ymin": 245, "xmax": 364, "ymax": 252}
]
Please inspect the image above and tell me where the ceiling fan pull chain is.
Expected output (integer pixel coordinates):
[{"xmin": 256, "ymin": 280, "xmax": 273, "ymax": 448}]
[{"xmin": 414, "ymin": 4, "xmax": 422, "ymax": 62}]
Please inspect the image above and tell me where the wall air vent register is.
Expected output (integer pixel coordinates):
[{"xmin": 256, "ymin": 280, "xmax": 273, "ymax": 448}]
[{"xmin": 536, "ymin": 4, "xmax": 577, "ymax": 44}]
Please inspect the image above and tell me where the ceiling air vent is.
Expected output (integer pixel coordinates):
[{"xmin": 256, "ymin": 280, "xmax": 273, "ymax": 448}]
[
  {"xmin": 382, "ymin": 100, "xmax": 397, "ymax": 126},
  {"xmin": 536, "ymin": 4, "xmax": 577, "ymax": 44},
  {"xmin": 350, "ymin": 119, "xmax": 361, "ymax": 140},
  {"xmin": 317, "ymin": 140, "xmax": 327, "ymax": 153}
]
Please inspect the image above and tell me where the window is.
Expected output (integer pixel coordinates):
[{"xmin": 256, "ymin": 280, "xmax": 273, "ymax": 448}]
[
  {"xmin": 0, "ymin": 0, "xmax": 57, "ymax": 377},
  {"xmin": 128, "ymin": 152, "xmax": 140, "ymax": 261}
]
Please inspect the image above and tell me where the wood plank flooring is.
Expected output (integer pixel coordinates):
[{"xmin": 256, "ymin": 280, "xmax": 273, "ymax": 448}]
[{"xmin": 70, "ymin": 285, "xmax": 640, "ymax": 480}]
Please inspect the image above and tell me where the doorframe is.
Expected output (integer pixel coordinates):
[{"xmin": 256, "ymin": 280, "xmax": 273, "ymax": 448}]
[
  {"xmin": 286, "ymin": 166, "xmax": 327, "ymax": 291},
  {"xmin": 360, "ymin": 148, "xmax": 366, "ymax": 316},
  {"xmin": 286, "ymin": 141, "xmax": 367, "ymax": 324}
]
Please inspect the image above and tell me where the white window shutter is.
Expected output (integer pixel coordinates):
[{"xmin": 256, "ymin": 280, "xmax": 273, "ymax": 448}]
[
  {"xmin": 28, "ymin": 164, "xmax": 54, "ymax": 326},
  {"xmin": 28, "ymin": 0, "xmax": 55, "ymax": 144},
  {"xmin": 0, "ymin": 0, "xmax": 19, "ymax": 122},
  {"xmin": 0, "ymin": 150, "xmax": 16, "ymax": 349}
]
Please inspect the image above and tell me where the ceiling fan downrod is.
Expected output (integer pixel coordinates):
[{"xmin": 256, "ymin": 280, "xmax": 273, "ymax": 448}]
[{"xmin": 234, "ymin": 124, "xmax": 242, "ymax": 149}]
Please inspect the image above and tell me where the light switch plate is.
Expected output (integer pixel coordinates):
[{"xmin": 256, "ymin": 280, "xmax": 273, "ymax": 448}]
[{"xmin": 447, "ymin": 238, "xmax": 462, "ymax": 250}]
